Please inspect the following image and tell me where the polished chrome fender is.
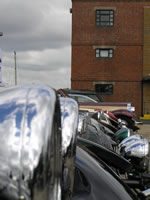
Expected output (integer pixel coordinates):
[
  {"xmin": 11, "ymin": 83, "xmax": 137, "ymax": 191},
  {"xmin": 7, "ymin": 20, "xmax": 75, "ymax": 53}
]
[
  {"xmin": 59, "ymin": 97, "xmax": 78, "ymax": 200},
  {"xmin": 0, "ymin": 85, "xmax": 62, "ymax": 200}
]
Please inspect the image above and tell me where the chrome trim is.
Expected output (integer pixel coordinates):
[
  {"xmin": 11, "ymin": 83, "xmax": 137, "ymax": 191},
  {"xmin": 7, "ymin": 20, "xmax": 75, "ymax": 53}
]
[
  {"xmin": 78, "ymin": 111, "xmax": 90, "ymax": 134},
  {"xmin": 127, "ymin": 128, "xmax": 131, "ymax": 137},
  {"xmin": 135, "ymin": 120, "xmax": 143, "ymax": 125},
  {"xmin": 60, "ymin": 97, "xmax": 79, "ymax": 199},
  {"xmin": 60, "ymin": 97, "xmax": 78, "ymax": 155}
]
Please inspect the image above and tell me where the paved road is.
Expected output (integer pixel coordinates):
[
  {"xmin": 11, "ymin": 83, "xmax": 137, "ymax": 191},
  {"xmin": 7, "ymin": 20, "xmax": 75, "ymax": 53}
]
[{"xmin": 136, "ymin": 121, "xmax": 150, "ymax": 140}]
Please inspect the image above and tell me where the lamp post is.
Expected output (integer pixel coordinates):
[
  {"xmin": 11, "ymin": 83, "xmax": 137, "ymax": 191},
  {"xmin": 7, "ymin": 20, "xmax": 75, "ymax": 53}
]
[
  {"xmin": 0, "ymin": 32, "xmax": 3, "ymax": 86},
  {"xmin": 14, "ymin": 51, "xmax": 17, "ymax": 85}
]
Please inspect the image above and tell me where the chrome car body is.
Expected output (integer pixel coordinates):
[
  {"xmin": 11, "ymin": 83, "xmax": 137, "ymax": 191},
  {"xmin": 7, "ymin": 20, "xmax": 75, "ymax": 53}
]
[
  {"xmin": 0, "ymin": 85, "xmax": 60, "ymax": 200},
  {"xmin": 0, "ymin": 85, "xmax": 79, "ymax": 200}
]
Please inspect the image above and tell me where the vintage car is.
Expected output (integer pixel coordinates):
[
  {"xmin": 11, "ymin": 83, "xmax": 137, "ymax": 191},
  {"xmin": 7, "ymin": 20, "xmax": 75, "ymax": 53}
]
[
  {"xmin": 57, "ymin": 88, "xmax": 138, "ymax": 131},
  {"xmin": 0, "ymin": 85, "xmax": 78, "ymax": 200},
  {"xmin": 0, "ymin": 84, "xmax": 148, "ymax": 200},
  {"xmin": 57, "ymin": 88, "xmax": 135, "ymax": 111}
]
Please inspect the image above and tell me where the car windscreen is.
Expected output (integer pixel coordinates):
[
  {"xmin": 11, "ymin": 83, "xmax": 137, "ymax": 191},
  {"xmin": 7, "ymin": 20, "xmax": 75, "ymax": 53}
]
[{"xmin": 68, "ymin": 94, "xmax": 98, "ymax": 103}]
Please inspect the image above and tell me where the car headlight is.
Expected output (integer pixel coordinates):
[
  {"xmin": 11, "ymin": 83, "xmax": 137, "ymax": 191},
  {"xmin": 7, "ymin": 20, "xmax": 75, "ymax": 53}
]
[
  {"xmin": 119, "ymin": 134, "xmax": 142, "ymax": 152},
  {"xmin": 124, "ymin": 139, "xmax": 149, "ymax": 158}
]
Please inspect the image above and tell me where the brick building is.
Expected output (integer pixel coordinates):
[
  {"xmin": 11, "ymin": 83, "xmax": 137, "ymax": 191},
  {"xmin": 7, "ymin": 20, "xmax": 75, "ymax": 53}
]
[{"xmin": 71, "ymin": 0, "xmax": 150, "ymax": 117}]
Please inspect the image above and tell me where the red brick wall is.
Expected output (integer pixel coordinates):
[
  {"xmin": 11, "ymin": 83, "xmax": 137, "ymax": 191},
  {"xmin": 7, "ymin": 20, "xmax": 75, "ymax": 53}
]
[
  {"xmin": 71, "ymin": 45, "xmax": 143, "ymax": 81},
  {"xmin": 72, "ymin": 2, "xmax": 145, "ymax": 45},
  {"xmin": 71, "ymin": 1, "xmax": 150, "ymax": 116}
]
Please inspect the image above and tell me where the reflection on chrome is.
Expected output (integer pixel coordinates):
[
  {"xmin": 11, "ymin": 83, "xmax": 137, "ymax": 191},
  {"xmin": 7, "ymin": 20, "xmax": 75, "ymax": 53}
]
[
  {"xmin": 78, "ymin": 112, "xmax": 89, "ymax": 134},
  {"xmin": 124, "ymin": 139, "xmax": 149, "ymax": 158},
  {"xmin": 142, "ymin": 188, "xmax": 150, "ymax": 197},
  {"xmin": 60, "ymin": 97, "xmax": 78, "ymax": 199},
  {"xmin": 78, "ymin": 114, "xmax": 84, "ymax": 133},
  {"xmin": 0, "ymin": 85, "xmax": 62, "ymax": 200},
  {"xmin": 119, "ymin": 134, "xmax": 142, "ymax": 152},
  {"xmin": 127, "ymin": 129, "xmax": 131, "ymax": 137},
  {"xmin": 60, "ymin": 97, "xmax": 78, "ymax": 155}
]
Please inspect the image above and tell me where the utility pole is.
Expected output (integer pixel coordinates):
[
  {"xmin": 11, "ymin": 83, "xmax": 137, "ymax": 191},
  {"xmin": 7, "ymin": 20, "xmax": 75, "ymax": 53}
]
[
  {"xmin": 0, "ymin": 32, "xmax": 3, "ymax": 85},
  {"xmin": 14, "ymin": 51, "xmax": 17, "ymax": 85}
]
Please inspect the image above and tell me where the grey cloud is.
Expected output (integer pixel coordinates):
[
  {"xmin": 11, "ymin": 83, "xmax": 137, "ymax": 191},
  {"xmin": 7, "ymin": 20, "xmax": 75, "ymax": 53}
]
[
  {"xmin": 0, "ymin": 1, "xmax": 44, "ymax": 34},
  {"xmin": 0, "ymin": 0, "xmax": 72, "ymax": 89},
  {"xmin": 2, "ymin": 64, "xmax": 71, "ymax": 89},
  {"xmin": 0, "ymin": 0, "xmax": 71, "ymax": 52},
  {"xmin": 2, "ymin": 46, "xmax": 71, "ymax": 71},
  {"xmin": 18, "ymin": 67, "xmax": 71, "ymax": 89}
]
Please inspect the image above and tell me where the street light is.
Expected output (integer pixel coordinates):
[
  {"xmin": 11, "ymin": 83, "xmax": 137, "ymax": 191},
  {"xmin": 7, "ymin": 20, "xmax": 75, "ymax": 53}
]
[
  {"xmin": 0, "ymin": 32, "xmax": 3, "ymax": 87},
  {"xmin": 14, "ymin": 51, "xmax": 17, "ymax": 85}
]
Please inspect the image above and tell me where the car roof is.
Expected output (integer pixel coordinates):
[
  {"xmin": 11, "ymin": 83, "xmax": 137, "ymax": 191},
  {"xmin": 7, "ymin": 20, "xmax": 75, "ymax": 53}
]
[{"xmin": 64, "ymin": 89, "xmax": 97, "ymax": 95}]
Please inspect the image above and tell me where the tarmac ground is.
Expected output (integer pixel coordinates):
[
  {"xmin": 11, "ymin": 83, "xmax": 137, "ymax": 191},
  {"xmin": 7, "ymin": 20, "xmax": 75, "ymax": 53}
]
[{"xmin": 136, "ymin": 120, "xmax": 150, "ymax": 140}]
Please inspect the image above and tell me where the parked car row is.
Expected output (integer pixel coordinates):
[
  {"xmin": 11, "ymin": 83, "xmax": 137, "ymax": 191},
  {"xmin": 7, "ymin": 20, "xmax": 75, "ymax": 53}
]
[
  {"xmin": 57, "ymin": 88, "xmax": 139, "ymax": 131},
  {"xmin": 0, "ymin": 84, "xmax": 149, "ymax": 200}
]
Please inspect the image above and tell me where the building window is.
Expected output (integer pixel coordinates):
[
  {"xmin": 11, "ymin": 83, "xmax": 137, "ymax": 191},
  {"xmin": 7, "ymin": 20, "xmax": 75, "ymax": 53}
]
[
  {"xmin": 95, "ymin": 84, "xmax": 113, "ymax": 95},
  {"xmin": 96, "ymin": 48, "xmax": 113, "ymax": 58},
  {"xmin": 96, "ymin": 10, "xmax": 114, "ymax": 26}
]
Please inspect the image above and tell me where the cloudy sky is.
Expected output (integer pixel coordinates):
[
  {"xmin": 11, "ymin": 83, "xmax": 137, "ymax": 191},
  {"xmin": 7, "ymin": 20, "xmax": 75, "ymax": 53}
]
[{"xmin": 0, "ymin": 0, "xmax": 72, "ymax": 89}]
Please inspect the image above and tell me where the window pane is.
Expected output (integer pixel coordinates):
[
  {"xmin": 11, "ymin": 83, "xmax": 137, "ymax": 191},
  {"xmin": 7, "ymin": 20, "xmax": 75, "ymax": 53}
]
[
  {"xmin": 96, "ymin": 10, "xmax": 114, "ymax": 27},
  {"xmin": 96, "ymin": 49, "xmax": 113, "ymax": 58},
  {"xmin": 100, "ymin": 22, "xmax": 110, "ymax": 26},
  {"xmin": 100, "ymin": 10, "xmax": 110, "ymax": 14},
  {"xmin": 95, "ymin": 84, "xmax": 113, "ymax": 95},
  {"xmin": 100, "ymin": 15, "xmax": 110, "ymax": 21},
  {"xmin": 100, "ymin": 50, "xmax": 109, "ymax": 57},
  {"xmin": 77, "ymin": 96, "xmax": 94, "ymax": 103}
]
